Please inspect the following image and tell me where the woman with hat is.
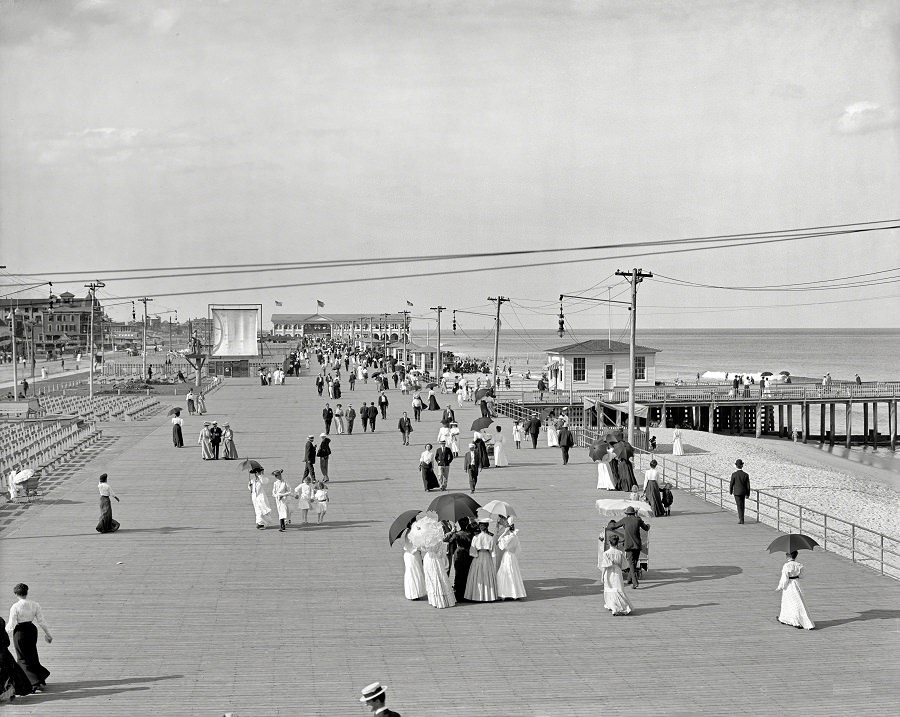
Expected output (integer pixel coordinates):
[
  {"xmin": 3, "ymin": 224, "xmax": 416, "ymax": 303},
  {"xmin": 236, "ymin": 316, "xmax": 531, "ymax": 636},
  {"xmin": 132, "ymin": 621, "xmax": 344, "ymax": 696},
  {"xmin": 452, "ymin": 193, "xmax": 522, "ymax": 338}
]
[
  {"xmin": 642, "ymin": 459, "xmax": 665, "ymax": 517},
  {"xmin": 271, "ymin": 469, "xmax": 292, "ymax": 532},
  {"xmin": 221, "ymin": 423, "xmax": 238, "ymax": 460},
  {"xmin": 248, "ymin": 467, "xmax": 273, "ymax": 529},
  {"xmin": 197, "ymin": 422, "xmax": 214, "ymax": 460},
  {"xmin": 776, "ymin": 551, "xmax": 815, "ymax": 630},
  {"xmin": 598, "ymin": 534, "xmax": 633, "ymax": 616},
  {"xmin": 401, "ymin": 527, "xmax": 426, "ymax": 600},
  {"xmin": 418, "ymin": 444, "xmax": 439, "ymax": 492},
  {"xmin": 95, "ymin": 473, "xmax": 120, "ymax": 533},
  {"xmin": 171, "ymin": 408, "xmax": 184, "ymax": 448},
  {"xmin": 464, "ymin": 518, "xmax": 498, "ymax": 602},
  {"xmin": 185, "ymin": 389, "xmax": 196, "ymax": 416},
  {"xmin": 496, "ymin": 517, "xmax": 526, "ymax": 600}
]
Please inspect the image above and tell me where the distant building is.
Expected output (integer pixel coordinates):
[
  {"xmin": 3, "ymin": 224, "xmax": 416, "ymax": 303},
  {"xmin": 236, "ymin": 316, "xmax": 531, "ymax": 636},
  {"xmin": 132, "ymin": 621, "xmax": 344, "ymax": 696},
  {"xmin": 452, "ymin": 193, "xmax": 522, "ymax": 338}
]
[
  {"xmin": 271, "ymin": 312, "xmax": 409, "ymax": 344},
  {"xmin": 545, "ymin": 339, "xmax": 660, "ymax": 392},
  {"xmin": 1, "ymin": 291, "xmax": 104, "ymax": 354}
]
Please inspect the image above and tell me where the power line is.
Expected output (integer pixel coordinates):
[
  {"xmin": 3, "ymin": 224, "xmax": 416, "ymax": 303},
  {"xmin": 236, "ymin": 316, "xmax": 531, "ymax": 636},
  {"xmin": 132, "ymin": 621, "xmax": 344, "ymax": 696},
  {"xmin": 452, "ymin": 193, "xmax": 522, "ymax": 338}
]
[{"xmin": 652, "ymin": 266, "xmax": 900, "ymax": 292}]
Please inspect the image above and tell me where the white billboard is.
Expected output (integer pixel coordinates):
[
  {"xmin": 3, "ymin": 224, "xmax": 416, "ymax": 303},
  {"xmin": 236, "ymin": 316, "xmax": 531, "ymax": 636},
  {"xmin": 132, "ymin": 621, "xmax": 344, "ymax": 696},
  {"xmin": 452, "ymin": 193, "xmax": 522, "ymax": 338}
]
[{"xmin": 210, "ymin": 307, "xmax": 260, "ymax": 357}]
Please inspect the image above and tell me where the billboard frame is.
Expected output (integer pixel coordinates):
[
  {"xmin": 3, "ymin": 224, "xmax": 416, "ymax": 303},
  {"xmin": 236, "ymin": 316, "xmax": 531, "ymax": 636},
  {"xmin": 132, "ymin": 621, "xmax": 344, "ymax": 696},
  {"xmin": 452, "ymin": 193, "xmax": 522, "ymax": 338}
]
[{"xmin": 208, "ymin": 303, "xmax": 263, "ymax": 358}]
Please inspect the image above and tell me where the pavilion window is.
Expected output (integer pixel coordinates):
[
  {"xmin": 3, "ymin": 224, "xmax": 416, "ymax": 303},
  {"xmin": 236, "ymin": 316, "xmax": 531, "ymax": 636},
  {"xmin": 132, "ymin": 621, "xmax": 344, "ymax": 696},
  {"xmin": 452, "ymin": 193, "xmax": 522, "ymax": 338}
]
[
  {"xmin": 573, "ymin": 357, "xmax": 586, "ymax": 382},
  {"xmin": 634, "ymin": 356, "xmax": 646, "ymax": 380}
]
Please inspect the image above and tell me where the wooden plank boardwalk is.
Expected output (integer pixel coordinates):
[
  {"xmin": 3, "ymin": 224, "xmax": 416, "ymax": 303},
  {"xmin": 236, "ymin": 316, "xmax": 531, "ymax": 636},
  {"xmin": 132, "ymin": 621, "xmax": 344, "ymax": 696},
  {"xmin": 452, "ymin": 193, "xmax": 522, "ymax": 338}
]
[{"xmin": 2, "ymin": 377, "xmax": 899, "ymax": 716}]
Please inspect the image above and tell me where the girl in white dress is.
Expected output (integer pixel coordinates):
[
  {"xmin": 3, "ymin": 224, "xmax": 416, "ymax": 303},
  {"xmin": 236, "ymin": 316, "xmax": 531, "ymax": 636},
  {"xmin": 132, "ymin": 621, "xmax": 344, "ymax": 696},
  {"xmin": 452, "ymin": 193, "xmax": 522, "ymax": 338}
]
[
  {"xmin": 776, "ymin": 552, "xmax": 815, "ymax": 630},
  {"xmin": 496, "ymin": 518, "xmax": 526, "ymax": 599},
  {"xmin": 314, "ymin": 482, "xmax": 328, "ymax": 524},
  {"xmin": 547, "ymin": 413, "xmax": 559, "ymax": 447},
  {"xmin": 401, "ymin": 530, "xmax": 427, "ymax": 600},
  {"xmin": 512, "ymin": 420, "xmax": 523, "ymax": 449},
  {"xmin": 599, "ymin": 534, "xmax": 633, "ymax": 616},
  {"xmin": 597, "ymin": 450, "xmax": 617, "ymax": 490},
  {"xmin": 294, "ymin": 476, "xmax": 314, "ymax": 524},
  {"xmin": 465, "ymin": 519, "xmax": 499, "ymax": 602},
  {"xmin": 248, "ymin": 470, "xmax": 273, "ymax": 529},
  {"xmin": 672, "ymin": 427, "xmax": 685, "ymax": 456},
  {"xmin": 271, "ymin": 469, "xmax": 292, "ymax": 532},
  {"xmin": 449, "ymin": 422, "xmax": 461, "ymax": 456},
  {"xmin": 493, "ymin": 426, "xmax": 509, "ymax": 467}
]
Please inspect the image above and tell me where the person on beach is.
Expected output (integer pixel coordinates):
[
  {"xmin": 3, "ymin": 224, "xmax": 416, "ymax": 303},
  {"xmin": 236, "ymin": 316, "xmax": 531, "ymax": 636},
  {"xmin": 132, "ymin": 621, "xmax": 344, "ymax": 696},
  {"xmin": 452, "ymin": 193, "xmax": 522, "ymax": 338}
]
[
  {"xmin": 512, "ymin": 420, "xmax": 523, "ymax": 449},
  {"xmin": 378, "ymin": 391, "xmax": 390, "ymax": 420},
  {"xmin": 294, "ymin": 475, "xmax": 314, "ymax": 524},
  {"xmin": 729, "ymin": 459, "xmax": 750, "ymax": 524},
  {"xmin": 599, "ymin": 534, "xmax": 633, "ymax": 616},
  {"xmin": 401, "ymin": 529, "xmax": 427, "ymax": 600},
  {"xmin": 436, "ymin": 420, "xmax": 452, "ymax": 446},
  {"xmin": 367, "ymin": 401, "xmax": 378, "ymax": 431},
  {"xmin": 313, "ymin": 481, "xmax": 329, "ymax": 524},
  {"xmin": 412, "ymin": 392, "xmax": 423, "ymax": 422},
  {"xmin": 776, "ymin": 551, "xmax": 815, "ymax": 630},
  {"xmin": 449, "ymin": 422, "xmax": 461, "ymax": 456},
  {"xmin": 597, "ymin": 445, "xmax": 617, "ymax": 490},
  {"xmin": 427, "ymin": 389, "xmax": 440, "ymax": 411},
  {"xmin": 198, "ymin": 422, "xmax": 214, "ymax": 460},
  {"xmin": 6, "ymin": 584, "xmax": 52, "ymax": 692},
  {"xmin": 317, "ymin": 433, "xmax": 332, "ymax": 481},
  {"xmin": 672, "ymin": 426, "xmax": 685, "ymax": 456},
  {"xmin": 322, "ymin": 404, "xmax": 333, "ymax": 434},
  {"xmin": 398, "ymin": 411, "xmax": 413, "ymax": 446},
  {"xmin": 546, "ymin": 410, "xmax": 559, "ymax": 447},
  {"xmin": 249, "ymin": 468, "xmax": 273, "ymax": 529},
  {"xmin": 419, "ymin": 444, "xmax": 440, "ymax": 492},
  {"xmin": 447, "ymin": 517, "xmax": 474, "ymax": 602},
  {"xmin": 496, "ymin": 518, "xmax": 526, "ymax": 600},
  {"xmin": 186, "ymin": 389, "xmax": 196, "ymax": 415},
  {"xmin": 303, "ymin": 435, "xmax": 317, "ymax": 480},
  {"xmin": 493, "ymin": 425, "xmax": 509, "ymax": 467},
  {"xmin": 171, "ymin": 409, "xmax": 184, "ymax": 448},
  {"xmin": 95, "ymin": 473, "xmax": 121, "ymax": 533},
  {"xmin": 196, "ymin": 391, "xmax": 207, "ymax": 415},
  {"xmin": 464, "ymin": 442, "xmax": 480, "ymax": 493},
  {"xmin": 464, "ymin": 518, "xmax": 498, "ymax": 602},
  {"xmin": 609, "ymin": 506, "xmax": 650, "ymax": 589},
  {"xmin": 221, "ymin": 423, "xmax": 238, "ymax": 459},
  {"xmin": 473, "ymin": 431, "xmax": 490, "ymax": 470},
  {"xmin": 272, "ymin": 469, "xmax": 292, "ymax": 532},
  {"xmin": 643, "ymin": 460, "xmax": 665, "ymax": 517}
]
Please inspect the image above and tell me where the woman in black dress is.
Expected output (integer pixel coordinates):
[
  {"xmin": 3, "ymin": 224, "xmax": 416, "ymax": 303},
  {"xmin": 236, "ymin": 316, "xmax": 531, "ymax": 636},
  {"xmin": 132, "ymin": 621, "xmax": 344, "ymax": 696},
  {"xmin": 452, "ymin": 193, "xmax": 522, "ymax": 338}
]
[
  {"xmin": 96, "ymin": 473, "xmax": 121, "ymax": 533},
  {"xmin": 171, "ymin": 408, "xmax": 184, "ymax": 448},
  {"xmin": 0, "ymin": 617, "xmax": 33, "ymax": 701},
  {"xmin": 6, "ymin": 584, "xmax": 52, "ymax": 692},
  {"xmin": 418, "ymin": 444, "xmax": 440, "ymax": 491}
]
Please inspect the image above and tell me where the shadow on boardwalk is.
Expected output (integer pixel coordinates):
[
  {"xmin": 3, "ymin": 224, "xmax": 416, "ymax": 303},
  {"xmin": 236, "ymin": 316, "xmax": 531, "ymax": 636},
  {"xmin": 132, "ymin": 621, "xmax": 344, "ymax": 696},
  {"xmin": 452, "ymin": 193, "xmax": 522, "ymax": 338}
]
[
  {"xmin": 813, "ymin": 608, "xmax": 900, "ymax": 631},
  {"xmin": 640, "ymin": 565, "xmax": 743, "ymax": 589},
  {"xmin": 24, "ymin": 675, "xmax": 182, "ymax": 703}
]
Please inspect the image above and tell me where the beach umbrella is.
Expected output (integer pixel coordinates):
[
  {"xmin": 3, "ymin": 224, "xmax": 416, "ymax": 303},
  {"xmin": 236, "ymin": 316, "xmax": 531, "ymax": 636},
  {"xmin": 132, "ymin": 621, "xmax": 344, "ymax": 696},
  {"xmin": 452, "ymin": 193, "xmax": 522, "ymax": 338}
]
[
  {"xmin": 779, "ymin": 371, "xmax": 791, "ymax": 376},
  {"xmin": 479, "ymin": 499, "xmax": 517, "ymax": 518},
  {"xmin": 239, "ymin": 459, "xmax": 265, "ymax": 473},
  {"xmin": 388, "ymin": 509, "xmax": 422, "ymax": 546},
  {"xmin": 471, "ymin": 417, "xmax": 493, "ymax": 431},
  {"xmin": 167, "ymin": 407, "xmax": 181, "ymax": 416},
  {"xmin": 13, "ymin": 468, "xmax": 35, "ymax": 485},
  {"xmin": 613, "ymin": 441, "xmax": 634, "ymax": 460},
  {"xmin": 761, "ymin": 371, "xmax": 774, "ymax": 377},
  {"xmin": 474, "ymin": 388, "xmax": 492, "ymax": 401},
  {"xmin": 588, "ymin": 440, "xmax": 608, "ymax": 462},
  {"xmin": 766, "ymin": 534, "xmax": 820, "ymax": 554},
  {"xmin": 427, "ymin": 493, "xmax": 480, "ymax": 523}
]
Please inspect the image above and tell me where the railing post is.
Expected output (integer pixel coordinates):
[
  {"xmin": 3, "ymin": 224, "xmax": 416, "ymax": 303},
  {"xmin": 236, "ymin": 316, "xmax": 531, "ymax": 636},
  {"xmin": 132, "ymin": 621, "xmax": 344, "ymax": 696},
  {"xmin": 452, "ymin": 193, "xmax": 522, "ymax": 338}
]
[
  {"xmin": 755, "ymin": 491, "xmax": 760, "ymax": 523},
  {"xmin": 799, "ymin": 506, "xmax": 802, "ymax": 534},
  {"xmin": 776, "ymin": 497, "xmax": 780, "ymax": 531}
]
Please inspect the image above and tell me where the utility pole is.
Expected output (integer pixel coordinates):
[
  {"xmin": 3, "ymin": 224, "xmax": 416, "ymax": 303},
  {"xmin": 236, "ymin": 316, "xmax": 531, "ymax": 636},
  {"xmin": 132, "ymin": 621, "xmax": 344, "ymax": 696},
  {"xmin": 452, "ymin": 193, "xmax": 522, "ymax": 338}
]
[
  {"xmin": 615, "ymin": 268, "xmax": 652, "ymax": 447},
  {"xmin": 399, "ymin": 310, "xmax": 411, "ymax": 365},
  {"xmin": 8, "ymin": 309, "xmax": 18, "ymax": 402},
  {"xmin": 382, "ymin": 313, "xmax": 388, "ymax": 358},
  {"xmin": 487, "ymin": 296, "xmax": 509, "ymax": 390},
  {"xmin": 430, "ymin": 306, "xmax": 445, "ymax": 377},
  {"xmin": 85, "ymin": 281, "xmax": 105, "ymax": 398},
  {"xmin": 139, "ymin": 297, "xmax": 153, "ymax": 380}
]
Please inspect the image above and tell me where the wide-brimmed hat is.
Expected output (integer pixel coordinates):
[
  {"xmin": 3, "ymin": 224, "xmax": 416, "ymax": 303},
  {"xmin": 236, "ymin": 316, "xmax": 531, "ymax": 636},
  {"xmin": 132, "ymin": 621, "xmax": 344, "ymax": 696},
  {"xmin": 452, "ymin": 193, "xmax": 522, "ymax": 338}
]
[
  {"xmin": 272, "ymin": 469, "xmax": 283, "ymax": 476},
  {"xmin": 307, "ymin": 434, "xmax": 315, "ymax": 440},
  {"xmin": 320, "ymin": 432, "xmax": 327, "ymax": 438},
  {"xmin": 624, "ymin": 506, "xmax": 636, "ymax": 515},
  {"xmin": 359, "ymin": 682, "xmax": 386, "ymax": 703}
]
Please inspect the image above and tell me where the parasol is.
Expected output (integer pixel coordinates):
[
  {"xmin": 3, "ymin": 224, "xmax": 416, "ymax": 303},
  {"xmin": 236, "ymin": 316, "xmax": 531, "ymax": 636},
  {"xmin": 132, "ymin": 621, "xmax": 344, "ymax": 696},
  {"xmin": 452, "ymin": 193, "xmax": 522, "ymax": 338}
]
[
  {"xmin": 588, "ymin": 440, "xmax": 608, "ymax": 462},
  {"xmin": 613, "ymin": 441, "xmax": 634, "ymax": 460},
  {"xmin": 761, "ymin": 371, "xmax": 774, "ymax": 377},
  {"xmin": 427, "ymin": 493, "xmax": 480, "ymax": 523},
  {"xmin": 604, "ymin": 432, "xmax": 619, "ymax": 444},
  {"xmin": 426, "ymin": 382, "xmax": 439, "ymax": 389},
  {"xmin": 596, "ymin": 498, "xmax": 653, "ymax": 520},
  {"xmin": 479, "ymin": 499, "xmax": 516, "ymax": 518},
  {"xmin": 388, "ymin": 509, "xmax": 423, "ymax": 546},
  {"xmin": 474, "ymin": 388, "xmax": 492, "ymax": 402},
  {"xmin": 766, "ymin": 534, "xmax": 819, "ymax": 554},
  {"xmin": 779, "ymin": 371, "xmax": 791, "ymax": 376},
  {"xmin": 239, "ymin": 458, "xmax": 265, "ymax": 473},
  {"xmin": 167, "ymin": 407, "xmax": 181, "ymax": 416},
  {"xmin": 471, "ymin": 417, "xmax": 494, "ymax": 432},
  {"xmin": 13, "ymin": 468, "xmax": 35, "ymax": 485}
]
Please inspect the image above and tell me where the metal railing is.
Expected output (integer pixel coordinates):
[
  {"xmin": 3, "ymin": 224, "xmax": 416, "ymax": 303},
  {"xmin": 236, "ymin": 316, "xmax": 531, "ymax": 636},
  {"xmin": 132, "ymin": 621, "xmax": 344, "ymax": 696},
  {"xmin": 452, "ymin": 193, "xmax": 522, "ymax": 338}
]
[{"xmin": 627, "ymin": 451, "xmax": 900, "ymax": 580}]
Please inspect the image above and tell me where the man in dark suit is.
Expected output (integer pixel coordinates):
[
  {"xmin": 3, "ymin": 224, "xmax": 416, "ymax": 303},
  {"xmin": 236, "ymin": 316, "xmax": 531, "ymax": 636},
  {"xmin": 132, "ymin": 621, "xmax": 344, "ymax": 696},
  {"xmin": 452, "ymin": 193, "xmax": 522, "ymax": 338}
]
[
  {"xmin": 729, "ymin": 459, "xmax": 751, "ymax": 524},
  {"xmin": 209, "ymin": 421, "xmax": 223, "ymax": 460},
  {"xmin": 322, "ymin": 404, "xmax": 333, "ymax": 434},
  {"xmin": 359, "ymin": 681, "xmax": 401, "ymax": 716},
  {"xmin": 315, "ymin": 374, "xmax": 324, "ymax": 396},
  {"xmin": 346, "ymin": 404, "xmax": 356, "ymax": 434},
  {"xmin": 524, "ymin": 413, "xmax": 542, "ymax": 448},
  {"xmin": 361, "ymin": 402, "xmax": 370, "ymax": 432},
  {"xmin": 302, "ymin": 435, "xmax": 317, "ymax": 480},
  {"xmin": 317, "ymin": 433, "xmax": 331, "ymax": 482},
  {"xmin": 463, "ymin": 442, "xmax": 480, "ymax": 493},
  {"xmin": 434, "ymin": 439, "xmax": 454, "ymax": 491},
  {"xmin": 368, "ymin": 401, "xmax": 378, "ymax": 431},
  {"xmin": 397, "ymin": 412, "xmax": 413, "ymax": 445},
  {"xmin": 442, "ymin": 406, "xmax": 456, "ymax": 425},
  {"xmin": 610, "ymin": 506, "xmax": 650, "ymax": 588},
  {"xmin": 557, "ymin": 425, "xmax": 574, "ymax": 465},
  {"xmin": 378, "ymin": 391, "xmax": 389, "ymax": 420}
]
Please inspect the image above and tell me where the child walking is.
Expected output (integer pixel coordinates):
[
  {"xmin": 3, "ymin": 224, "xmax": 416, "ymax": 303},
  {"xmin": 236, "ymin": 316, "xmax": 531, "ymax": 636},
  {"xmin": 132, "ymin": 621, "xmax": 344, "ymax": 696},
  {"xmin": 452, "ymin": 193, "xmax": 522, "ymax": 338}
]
[
  {"xmin": 512, "ymin": 420, "xmax": 523, "ymax": 449},
  {"xmin": 314, "ymin": 481, "xmax": 329, "ymax": 524}
]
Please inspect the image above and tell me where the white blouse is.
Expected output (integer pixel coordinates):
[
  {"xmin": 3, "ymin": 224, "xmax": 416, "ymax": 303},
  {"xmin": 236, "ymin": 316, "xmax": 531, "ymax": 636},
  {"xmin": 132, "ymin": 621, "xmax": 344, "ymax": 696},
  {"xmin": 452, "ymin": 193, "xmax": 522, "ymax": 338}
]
[
  {"xmin": 643, "ymin": 468, "xmax": 659, "ymax": 488},
  {"xmin": 98, "ymin": 482, "xmax": 117, "ymax": 499},
  {"xmin": 6, "ymin": 598, "xmax": 52, "ymax": 637},
  {"xmin": 171, "ymin": 417, "xmax": 183, "ymax": 426}
]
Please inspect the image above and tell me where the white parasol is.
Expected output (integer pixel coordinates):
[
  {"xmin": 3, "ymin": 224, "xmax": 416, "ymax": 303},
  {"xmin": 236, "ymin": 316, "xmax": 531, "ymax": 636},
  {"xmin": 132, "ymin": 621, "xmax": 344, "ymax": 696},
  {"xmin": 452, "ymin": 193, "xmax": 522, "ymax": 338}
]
[
  {"xmin": 14, "ymin": 468, "xmax": 35, "ymax": 484},
  {"xmin": 595, "ymin": 498, "xmax": 653, "ymax": 520}
]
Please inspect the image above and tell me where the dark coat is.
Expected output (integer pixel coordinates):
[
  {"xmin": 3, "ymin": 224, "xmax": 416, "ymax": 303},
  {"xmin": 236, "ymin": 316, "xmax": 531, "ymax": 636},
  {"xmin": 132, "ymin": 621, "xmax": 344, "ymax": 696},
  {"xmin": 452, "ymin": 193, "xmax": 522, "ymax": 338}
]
[
  {"xmin": 322, "ymin": 407, "xmax": 334, "ymax": 423},
  {"xmin": 524, "ymin": 418, "xmax": 542, "ymax": 436},
  {"xmin": 367, "ymin": 405, "xmax": 378, "ymax": 419},
  {"xmin": 209, "ymin": 425, "xmax": 222, "ymax": 445},
  {"xmin": 442, "ymin": 408, "xmax": 456, "ymax": 424},
  {"xmin": 379, "ymin": 394, "xmax": 389, "ymax": 407},
  {"xmin": 317, "ymin": 437, "xmax": 331, "ymax": 457},
  {"xmin": 347, "ymin": 408, "xmax": 356, "ymax": 421},
  {"xmin": 434, "ymin": 446, "xmax": 454, "ymax": 466},
  {"xmin": 398, "ymin": 417, "xmax": 413, "ymax": 433},
  {"xmin": 557, "ymin": 427, "xmax": 574, "ymax": 449},
  {"xmin": 304, "ymin": 440, "xmax": 316, "ymax": 463},
  {"xmin": 610, "ymin": 514, "xmax": 650, "ymax": 550},
  {"xmin": 463, "ymin": 450, "xmax": 480, "ymax": 475},
  {"xmin": 730, "ymin": 469, "xmax": 751, "ymax": 496}
]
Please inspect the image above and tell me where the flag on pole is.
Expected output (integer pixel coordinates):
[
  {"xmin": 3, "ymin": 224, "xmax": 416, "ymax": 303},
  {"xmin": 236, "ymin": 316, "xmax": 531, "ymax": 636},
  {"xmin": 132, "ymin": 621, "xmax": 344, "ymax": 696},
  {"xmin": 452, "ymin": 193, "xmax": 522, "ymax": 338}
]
[
  {"xmin": 317, "ymin": 300, "xmax": 325, "ymax": 308},
  {"xmin": 274, "ymin": 301, "xmax": 283, "ymax": 307},
  {"xmin": 406, "ymin": 300, "xmax": 414, "ymax": 307}
]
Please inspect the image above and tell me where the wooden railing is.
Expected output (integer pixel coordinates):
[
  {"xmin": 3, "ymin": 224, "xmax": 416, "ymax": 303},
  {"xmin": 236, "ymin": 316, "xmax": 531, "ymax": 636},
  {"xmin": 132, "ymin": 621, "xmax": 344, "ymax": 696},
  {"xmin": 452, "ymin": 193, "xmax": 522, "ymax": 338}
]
[{"xmin": 630, "ymin": 451, "xmax": 900, "ymax": 581}]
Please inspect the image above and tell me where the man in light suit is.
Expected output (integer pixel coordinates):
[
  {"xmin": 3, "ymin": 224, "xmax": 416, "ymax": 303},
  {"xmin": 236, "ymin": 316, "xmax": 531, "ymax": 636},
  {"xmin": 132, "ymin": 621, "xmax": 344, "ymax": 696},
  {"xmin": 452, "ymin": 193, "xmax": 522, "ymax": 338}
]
[
  {"xmin": 729, "ymin": 459, "xmax": 751, "ymax": 524},
  {"xmin": 463, "ymin": 442, "xmax": 480, "ymax": 493}
]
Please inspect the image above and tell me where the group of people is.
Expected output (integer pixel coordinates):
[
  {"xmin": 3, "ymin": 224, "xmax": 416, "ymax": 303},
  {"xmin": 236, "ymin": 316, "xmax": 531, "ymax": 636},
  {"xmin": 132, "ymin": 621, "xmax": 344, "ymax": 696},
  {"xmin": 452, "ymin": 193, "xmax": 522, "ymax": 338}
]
[
  {"xmin": 417, "ymin": 424, "xmax": 509, "ymax": 493},
  {"xmin": 402, "ymin": 513, "xmax": 526, "ymax": 609},
  {"xmin": 248, "ymin": 466, "xmax": 330, "ymax": 531},
  {"xmin": 196, "ymin": 420, "xmax": 238, "ymax": 460}
]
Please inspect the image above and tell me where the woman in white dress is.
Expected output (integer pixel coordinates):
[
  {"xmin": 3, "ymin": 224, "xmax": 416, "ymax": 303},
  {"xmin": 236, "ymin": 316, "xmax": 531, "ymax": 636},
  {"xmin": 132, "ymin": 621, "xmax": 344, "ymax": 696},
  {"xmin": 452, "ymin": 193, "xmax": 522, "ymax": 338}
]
[
  {"xmin": 672, "ymin": 427, "xmax": 685, "ymax": 456},
  {"xmin": 776, "ymin": 551, "xmax": 815, "ymax": 630},
  {"xmin": 271, "ymin": 469, "xmax": 292, "ymax": 532},
  {"xmin": 546, "ymin": 412, "xmax": 559, "ymax": 447},
  {"xmin": 493, "ymin": 425, "xmax": 509, "ymax": 467},
  {"xmin": 599, "ymin": 534, "xmax": 633, "ymax": 615},
  {"xmin": 294, "ymin": 476, "xmax": 314, "ymax": 524},
  {"xmin": 401, "ymin": 530, "xmax": 427, "ymax": 600},
  {"xmin": 496, "ymin": 518, "xmax": 526, "ymax": 599},
  {"xmin": 449, "ymin": 422, "xmax": 461, "ymax": 456},
  {"xmin": 436, "ymin": 421, "xmax": 452, "ymax": 446},
  {"xmin": 597, "ymin": 449, "xmax": 617, "ymax": 490},
  {"xmin": 512, "ymin": 421, "xmax": 523, "ymax": 448},
  {"xmin": 464, "ymin": 519, "xmax": 499, "ymax": 602},
  {"xmin": 333, "ymin": 404, "xmax": 344, "ymax": 434},
  {"xmin": 422, "ymin": 546, "xmax": 456, "ymax": 608},
  {"xmin": 248, "ymin": 469, "xmax": 273, "ymax": 529}
]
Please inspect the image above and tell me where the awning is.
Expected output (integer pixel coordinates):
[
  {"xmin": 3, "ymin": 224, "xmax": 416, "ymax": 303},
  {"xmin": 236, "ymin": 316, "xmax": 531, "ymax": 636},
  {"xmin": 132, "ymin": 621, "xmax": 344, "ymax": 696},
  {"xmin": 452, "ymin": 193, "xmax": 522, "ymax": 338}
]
[{"xmin": 583, "ymin": 396, "xmax": 649, "ymax": 419}]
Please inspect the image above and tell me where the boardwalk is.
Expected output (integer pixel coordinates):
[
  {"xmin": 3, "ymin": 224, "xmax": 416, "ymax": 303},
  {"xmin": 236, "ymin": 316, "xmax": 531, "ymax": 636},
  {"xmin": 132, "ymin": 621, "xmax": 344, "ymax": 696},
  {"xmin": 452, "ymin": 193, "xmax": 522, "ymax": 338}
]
[{"xmin": 2, "ymin": 378, "xmax": 899, "ymax": 716}]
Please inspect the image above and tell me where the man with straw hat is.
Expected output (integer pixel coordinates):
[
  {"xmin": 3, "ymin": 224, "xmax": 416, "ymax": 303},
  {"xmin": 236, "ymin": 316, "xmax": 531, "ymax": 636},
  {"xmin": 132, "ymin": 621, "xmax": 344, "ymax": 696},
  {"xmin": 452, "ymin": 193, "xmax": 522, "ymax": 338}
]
[{"xmin": 358, "ymin": 681, "xmax": 401, "ymax": 716}]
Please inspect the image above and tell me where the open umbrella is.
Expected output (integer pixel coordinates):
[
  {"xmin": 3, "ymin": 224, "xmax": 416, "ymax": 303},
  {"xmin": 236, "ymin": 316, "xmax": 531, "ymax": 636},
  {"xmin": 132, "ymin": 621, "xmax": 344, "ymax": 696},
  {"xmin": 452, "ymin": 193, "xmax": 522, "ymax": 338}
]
[
  {"xmin": 167, "ymin": 407, "xmax": 182, "ymax": 416},
  {"xmin": 369, "ymin": 368, "xmax": 383, "ymax": 377},
  {"xmin": 13, "ymin": 468, "xmax": 35, "ymax": 485},
  {"xmin": 540, "ymin": 407, "xmax": 557, "ymax": 421},
  {"xmin": 427, "ymin": 493, "xmax": 480, "ymax": 523},
  {"xmin": 779, "ymin": 370, "xmax": 791, "ymax": 376},
  {"xmin": 239, "ymin": 458, "xmax": 264, "ymax": 473},
  {"xmin": 589, "ymin": 440, "xmax": 608, "ymax": 462},
  {"xmin": 479, "ymin": 499, "xmax": 516, "ymax": 518},
  {"xmin": 761, "ymin": 371, "xmax": 774, "ymax": 377},
  {"xmin": 604, "ymin": 432, "xmax": 619, "ymax": 444},
  {"xmin": 471, "ymin": 417, "xmax": 493, "ymax": 431},
  {"xmin": 426, "ymin": 382, "xmax": 439, "ymax": 389},
  {"xmin": 766, "ymin": 534, "xmax": 820, "ymax": 554},
  {"xmin": 474, "ymin": 388, "xmax": 492, "ymax": 402},
  {"xmin": 388, "ymin": 509, "xmax": 422, "ymax": 546},
  {"xmin": 596, "ymin": 498, "xmax": 654, "ymax": 519},
  {"xmin": 613, "ymin": 441, "xmax": 634, "ymax": 460}
]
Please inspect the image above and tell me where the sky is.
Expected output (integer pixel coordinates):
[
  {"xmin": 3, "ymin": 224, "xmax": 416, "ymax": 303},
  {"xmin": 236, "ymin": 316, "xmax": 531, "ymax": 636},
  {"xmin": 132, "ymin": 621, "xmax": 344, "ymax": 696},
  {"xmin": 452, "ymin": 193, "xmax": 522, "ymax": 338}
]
[{"xmin": 1, "ymin": 0, "xmax": 898, "ymax": 331}]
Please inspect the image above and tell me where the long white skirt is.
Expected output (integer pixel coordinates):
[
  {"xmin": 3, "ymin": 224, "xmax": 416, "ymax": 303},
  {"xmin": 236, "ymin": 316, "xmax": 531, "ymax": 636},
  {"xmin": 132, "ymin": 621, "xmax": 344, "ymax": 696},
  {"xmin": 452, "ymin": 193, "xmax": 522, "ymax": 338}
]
[
  {"xmin": 597, "ymin": 462, "xmax": 617, "ymax": 490},
  {"xmin": 253, "ymin": 493, "xmax": 273, "ymax": 525},
  {"xmin": 275, "ymin": 497, "xmax": 291, "ymax": 521},
  {"xmin": 497, "ymin": 552, "xmax": 526, "ymax": 599},
  {"xmin": 494, "ymin": 442, "xmax": 509, "ymax": 467},
  {"xmin": 464, "ymin": 550, "xmax": 499, "ymax": 602},
  {"xmin": 423, "ymin": 551, "xmax": 456, "ymax": 608},
  {"xmin": 778, "ymin": 581, "xmax": 815, "ymax": 629},
  {"xmin": 547, "ymin": 426, "xmax": 559, "ymax": 447},
  {"xmin": 403, "ymin": 551, "xmax": 427, "ymax": 600},
  {"xmin": 602, "ymin": 565, "xmax": 633, "ymax": 615},
  {"xmin": 673, "ymin": 435, "xmax": 685, "ymax": 456}
]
